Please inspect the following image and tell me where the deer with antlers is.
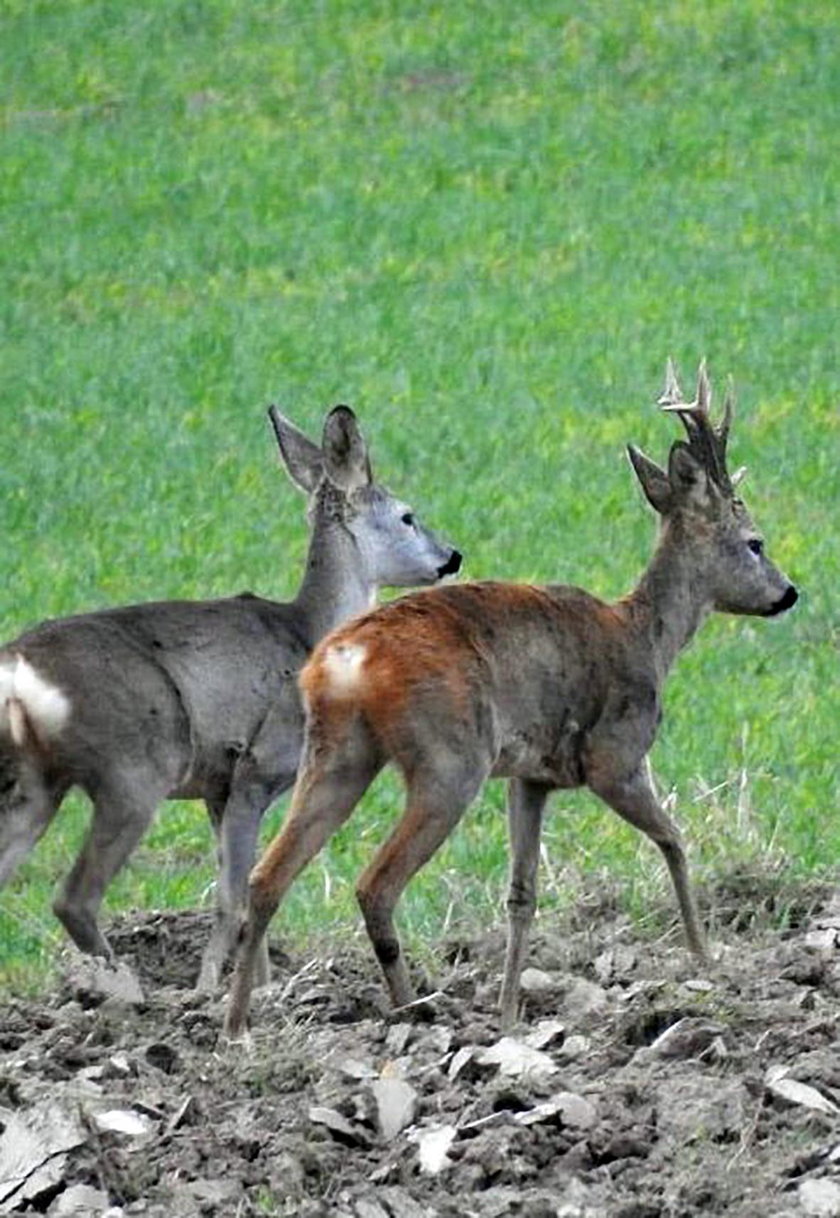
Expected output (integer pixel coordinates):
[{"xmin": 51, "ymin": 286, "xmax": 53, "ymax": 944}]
[{"xmin": 225, "ymin": 363, "xmax": 798, "ymax": 1034}]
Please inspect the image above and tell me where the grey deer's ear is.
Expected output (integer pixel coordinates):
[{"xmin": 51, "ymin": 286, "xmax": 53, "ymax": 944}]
[
  {"xmin": 322, "ymin": 406, "xmax": 372, "ymax": 492},
  {"xmin": 268, "ymin": 407, "xmax": 324, "ymax": 493},
  {"xmin": 627, "ymin": 445, "xmax": 672, "ymax": 514}
]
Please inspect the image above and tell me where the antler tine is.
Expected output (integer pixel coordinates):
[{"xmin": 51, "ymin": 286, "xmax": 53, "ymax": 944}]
[
  {"xmin": 661, "ymin": 362, "xmax": 732, "ymax": 437},
  {"xmin": 660, "ymin": 359, "xmax": 710, "ymax": 431},
  {"xmin": 695, "ymin": 359, "xmax": 711, "ymax": 415},
  {"xmin": 657, "ymin": 357, "xmax": 685, "ymax": 408},
  {"xmin": 659, "ymin": 356, "xmax": 702, "ymax": 443},
  {"xmin": 718, "ymin": 374, "xmax": 735, "ymax": 452}
]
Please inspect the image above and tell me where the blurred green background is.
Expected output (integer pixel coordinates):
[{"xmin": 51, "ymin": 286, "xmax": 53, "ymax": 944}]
[{"xmin": 1, "ymin": 0, "xmax": 837, "ymax": 988}]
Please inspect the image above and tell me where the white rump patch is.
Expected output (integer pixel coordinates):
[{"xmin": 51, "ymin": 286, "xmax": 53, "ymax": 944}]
[
  {"xmin": 323, "ymin": 642, "xmax": 367, "ymax": 694},
  {"xmin": 0, "ymin": 654, "xmax": 71, "ymax": 742}
]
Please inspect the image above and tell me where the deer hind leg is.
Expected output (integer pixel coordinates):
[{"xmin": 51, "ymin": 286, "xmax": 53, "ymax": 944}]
[
  {"xmin": 53, "ymin": 776, "xmax": 165, "ymax": 959},
  {"xmin": 224, "ymin": 723, "xmax": 382, "ymax": 1037},
  {"xmin": 355, "ymin": 759, "xmax": 487, "ymax": 1010},
  {"xmin": 589, "ymin": 758, "xmax": 707, "ymax": 961},
  {"xmin": 0, "ymin": 772, "xmax": 65, "ymax": 891},
  {"xmin": 499, "ymin": 778, "xmax": 551, "ymax": 1029}
]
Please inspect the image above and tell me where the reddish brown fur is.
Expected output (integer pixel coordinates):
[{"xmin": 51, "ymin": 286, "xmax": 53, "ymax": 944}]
[{"xmin": 303, "ymin": 581, "xmax": 566, "ymax": 729}]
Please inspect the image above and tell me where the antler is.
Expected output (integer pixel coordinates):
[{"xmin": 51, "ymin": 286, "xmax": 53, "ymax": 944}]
[
  {"xmin": 657, "ymin": 356, "xmax": 684, "ymax": 408},
  {"xmin": 658, "ymin": 359, "xmax": 734, "ymax": 492}
]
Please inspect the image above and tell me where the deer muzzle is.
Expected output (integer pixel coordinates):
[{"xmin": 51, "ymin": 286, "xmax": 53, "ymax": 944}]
[
  {"xmin": 437, "ymin": 550, "xmax": 463, "ymax": 578},
  {"xmin": 764, "ymin": 583, "xmax": 799, "ymax": 616}
]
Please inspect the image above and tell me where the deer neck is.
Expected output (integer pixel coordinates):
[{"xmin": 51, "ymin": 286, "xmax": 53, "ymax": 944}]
[
  {"xmin": 623, "ymin": 523, "xmax": 714, "ymax": 683},
  {"xmin": 292, "ymin": 516, "xmax": 375, "ymax": 648}
]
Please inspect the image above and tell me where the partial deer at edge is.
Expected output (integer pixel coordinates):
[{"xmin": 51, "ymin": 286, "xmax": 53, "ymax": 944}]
[
  {"xmin": 0, "ymin": 405, "xmax": 461, "ymax": 990},
  {"xmin": 225, "ymin": 362, "xmax": 798, "ymax": 1035}
]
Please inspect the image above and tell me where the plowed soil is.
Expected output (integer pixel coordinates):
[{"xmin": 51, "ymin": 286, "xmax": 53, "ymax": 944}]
[{"xmin": 2, "ymin": 878, "xmax": 839, "ymax": 1217}]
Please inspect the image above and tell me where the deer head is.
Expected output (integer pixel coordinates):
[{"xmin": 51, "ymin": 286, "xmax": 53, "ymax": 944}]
[
  {"xmin": 628, "ymin": 361, "xmax": 798, "ymax": 618},
  {"xmin": 270, "ymin": 405, "xmax": 461, "ymax": 589}
]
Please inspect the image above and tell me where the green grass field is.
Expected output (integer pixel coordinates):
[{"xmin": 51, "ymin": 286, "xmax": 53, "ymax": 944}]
[{"xmin": 1, "ymin": 0, "xmax": 838, "ymax": 990}]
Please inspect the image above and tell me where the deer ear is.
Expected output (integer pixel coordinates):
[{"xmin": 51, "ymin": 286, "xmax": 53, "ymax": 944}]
[
  {"xmin": 667, "ymin": 443, "xmax": 712, "ymax": 509},
  {"xmin": 268, "ymin": 407, "xmax": 324, "ymax": 493},
  {"xmin": 322, "ymin": 406, "xmax": 372, "ymax": 492},
  {"xmin": 627, "ymin": 445, "xmax": 672, "ymax": 515}
]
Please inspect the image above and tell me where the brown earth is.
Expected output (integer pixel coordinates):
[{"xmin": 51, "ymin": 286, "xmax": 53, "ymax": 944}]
[{"xmin": 1, "ymin": 879, "xmax": 839, "ymax": 1217}]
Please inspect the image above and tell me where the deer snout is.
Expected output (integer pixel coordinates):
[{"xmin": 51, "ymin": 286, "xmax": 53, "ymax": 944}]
[
  {"xmin": 765, "ymin": 583, "xmax": 799, "ymax": 616},
  {"xmin": 437, "ymin": 550, "xmax": 462, "ymax": 578}
]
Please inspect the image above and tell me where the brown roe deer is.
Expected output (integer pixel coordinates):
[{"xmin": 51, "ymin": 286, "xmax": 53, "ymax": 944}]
[
  {"xmin": 0, "ymin": 406, "xmax": 460, "ymax": 990},
  {"xmin": 225, "ymin": 364, "xmax": 798, "ymax": 1034}
]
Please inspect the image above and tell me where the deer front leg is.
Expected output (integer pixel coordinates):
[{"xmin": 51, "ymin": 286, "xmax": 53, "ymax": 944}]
[
  {"xmin": 200, "ymin": 713, "xmax": 305, "ymax": 993},
  {"xmin": 196, "ymin": 794, "xmax": 229, "ymax": 992},
  {"xmin": 196, "ymin": 778, "xmax": 294, "ymax": 994},
  {"xmin": 588, "ymin": 757, "xmax": 707, "ymax": 961},
  {"xmin": 499, "ymin": 778, "xmax": 551, "ymax": 1029}
]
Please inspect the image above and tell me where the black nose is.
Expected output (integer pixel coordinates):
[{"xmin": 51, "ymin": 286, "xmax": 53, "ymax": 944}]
[
  {"xmin": 437, "ymin": 550, "xmax": 462, "ymax": 578},
  {"xmin": 767, "ymin": 584, "xmax": 799, "ymax": 616}
]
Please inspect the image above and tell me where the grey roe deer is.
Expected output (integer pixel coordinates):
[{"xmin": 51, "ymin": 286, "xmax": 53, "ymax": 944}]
[
  {"xmin": 225, "ymin": 362, "xmax": 798, "ymax": 1035},
  {"xmin": 0, "ymin": 405, "xmax": 461, "ymax": 990}
]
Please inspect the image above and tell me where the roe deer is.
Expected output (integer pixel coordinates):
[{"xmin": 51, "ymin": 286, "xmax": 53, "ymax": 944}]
[
  {"xmin": 0, "ymin": 405, "xmax": 461, "ymax": 990},
  {"xmin": 225, "ymin": 362, "xmax": 797, "ymax": 1034}
]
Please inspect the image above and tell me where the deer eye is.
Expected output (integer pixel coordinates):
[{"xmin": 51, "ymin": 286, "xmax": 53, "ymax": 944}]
[
  {"xmin": 747, "ymin": 538, "xmax": 764, "ymax": 556},
  {"xmin": 401, "ymin": 512, "xmax": 415, "ymax": 527}
]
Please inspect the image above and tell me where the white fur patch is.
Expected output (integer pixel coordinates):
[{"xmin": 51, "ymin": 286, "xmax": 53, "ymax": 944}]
[
  {"xmin": 323, "ymin": 642, "xmax": 367, "ymax": 694},
  {"xmin": 0, "ymin": 654, "xmax": 71, "ymax": 741}
]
